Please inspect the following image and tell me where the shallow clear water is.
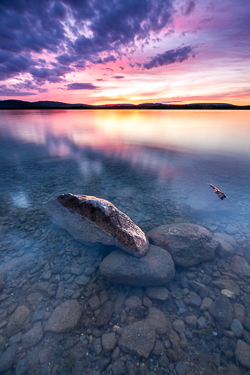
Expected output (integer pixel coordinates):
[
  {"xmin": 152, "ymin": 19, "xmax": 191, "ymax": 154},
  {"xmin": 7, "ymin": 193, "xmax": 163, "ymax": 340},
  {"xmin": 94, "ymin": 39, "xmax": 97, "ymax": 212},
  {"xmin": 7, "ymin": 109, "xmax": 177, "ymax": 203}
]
[
  {"xmin": 0, "ymin": 109, "xmax": 250, "ymax": 374},
  {"xmin": 1, "ymin": 109, "xmax": 250, "ymax": 233}
]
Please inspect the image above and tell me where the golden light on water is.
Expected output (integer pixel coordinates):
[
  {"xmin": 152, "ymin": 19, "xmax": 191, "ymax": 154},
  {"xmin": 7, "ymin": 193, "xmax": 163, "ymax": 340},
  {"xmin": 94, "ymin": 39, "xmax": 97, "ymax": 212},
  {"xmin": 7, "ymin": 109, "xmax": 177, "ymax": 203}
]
[{"xmin": 1, "ymin": 109, "xmax": 250, "ymax": 156}]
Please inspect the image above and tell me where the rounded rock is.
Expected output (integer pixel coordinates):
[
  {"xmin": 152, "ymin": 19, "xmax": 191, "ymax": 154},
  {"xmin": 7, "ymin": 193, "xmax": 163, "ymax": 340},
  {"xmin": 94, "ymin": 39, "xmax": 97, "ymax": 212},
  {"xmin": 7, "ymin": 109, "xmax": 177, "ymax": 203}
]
[
  {"xmin": 44, "ymin": 300, "xmax": 83, "ymax": 333},
  {"xmin": 147, "ymin": 223, "xmax": 218, "ymax": 267},
  {"xmin": 99, "ymin": 245, "xmax": 175, "ymax": 286}
]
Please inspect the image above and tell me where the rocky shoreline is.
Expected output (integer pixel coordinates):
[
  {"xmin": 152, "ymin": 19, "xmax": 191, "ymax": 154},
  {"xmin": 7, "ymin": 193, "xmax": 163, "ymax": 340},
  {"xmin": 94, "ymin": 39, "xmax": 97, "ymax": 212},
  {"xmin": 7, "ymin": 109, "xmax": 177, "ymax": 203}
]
[{"xmin": 0, "ymin": 194, "xmax": 250, "ymax": 375}]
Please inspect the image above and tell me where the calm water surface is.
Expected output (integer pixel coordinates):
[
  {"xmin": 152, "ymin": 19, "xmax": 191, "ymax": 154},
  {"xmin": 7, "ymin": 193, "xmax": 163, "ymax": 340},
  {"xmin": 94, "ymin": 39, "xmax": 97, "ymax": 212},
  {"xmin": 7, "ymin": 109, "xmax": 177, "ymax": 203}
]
[{"xmin": 0, "ymin": 109, "xmax": 250, "ymax": 374}]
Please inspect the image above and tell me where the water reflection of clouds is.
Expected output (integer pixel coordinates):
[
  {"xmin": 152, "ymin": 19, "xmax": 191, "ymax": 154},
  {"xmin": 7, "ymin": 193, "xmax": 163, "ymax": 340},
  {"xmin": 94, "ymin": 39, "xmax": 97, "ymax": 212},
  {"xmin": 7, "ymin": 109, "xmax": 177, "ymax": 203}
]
[
  {"xmin": 44, "ymin": 133, "xmax": 104, "ymax": 180},
  {"xmin": 1, "ymin": 110, "xmax": 250, "ymax": 156},
  {"xmin": 48, "ymin": 139, "xmax": 71, "ymax": 158},
  {"xmin": 11, "ymin": 191, "xmax": 29, "ymax": 208},
  {"xmin": 78, "ymin": 159, "xmax": 103, "ymax": 179},
  {"xmin": 1, "ymin": 110, "xmax": 250, "ymax": 186}
]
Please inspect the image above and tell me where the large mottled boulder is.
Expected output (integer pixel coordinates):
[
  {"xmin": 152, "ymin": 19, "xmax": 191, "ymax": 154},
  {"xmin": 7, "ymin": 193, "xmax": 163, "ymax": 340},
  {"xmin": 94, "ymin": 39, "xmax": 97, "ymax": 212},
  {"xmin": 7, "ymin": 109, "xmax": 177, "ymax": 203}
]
[
  {"xmin": 99, "ymin": 244, "xmax": 175, "ymax": 286},
  {"xmin": 147, "ymin": 223, "xmax": 218, "ymax": 267},
  {"xmin": 47, "ymin": 193, "xmax": 149, "ymax": 258}
]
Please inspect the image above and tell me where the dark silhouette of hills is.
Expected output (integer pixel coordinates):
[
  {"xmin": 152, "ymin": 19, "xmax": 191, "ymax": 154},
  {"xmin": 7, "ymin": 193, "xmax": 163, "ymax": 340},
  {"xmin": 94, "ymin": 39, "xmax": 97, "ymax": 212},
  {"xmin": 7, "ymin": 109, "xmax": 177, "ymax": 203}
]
[{"xmin": 0, "ymin": 99, "xmax": 249, "ymax": 110}]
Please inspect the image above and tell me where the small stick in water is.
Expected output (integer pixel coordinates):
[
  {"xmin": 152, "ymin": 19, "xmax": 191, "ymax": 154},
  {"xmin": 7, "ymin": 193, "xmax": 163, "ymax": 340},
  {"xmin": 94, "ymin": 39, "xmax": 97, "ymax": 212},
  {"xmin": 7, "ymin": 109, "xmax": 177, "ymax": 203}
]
[{"xmin": 208, "ymin": 183, "xmax": 227, "ymax": 200}]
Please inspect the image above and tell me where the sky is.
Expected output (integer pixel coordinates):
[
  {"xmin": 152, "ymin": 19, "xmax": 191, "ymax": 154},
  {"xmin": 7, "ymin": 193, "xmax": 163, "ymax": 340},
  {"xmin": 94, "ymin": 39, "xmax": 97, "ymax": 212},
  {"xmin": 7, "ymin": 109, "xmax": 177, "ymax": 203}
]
[{"xmin": 0, "ymin": 0, "xmax": 249, "ymax": 105}]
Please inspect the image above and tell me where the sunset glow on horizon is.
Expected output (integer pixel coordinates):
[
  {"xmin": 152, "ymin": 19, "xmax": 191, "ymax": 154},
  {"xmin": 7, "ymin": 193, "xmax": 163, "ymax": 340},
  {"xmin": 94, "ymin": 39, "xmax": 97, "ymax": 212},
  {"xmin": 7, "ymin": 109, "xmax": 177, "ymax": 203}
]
[{"xmin": 0, "ymin": 0, "xmax": 249, "ymax": 105}]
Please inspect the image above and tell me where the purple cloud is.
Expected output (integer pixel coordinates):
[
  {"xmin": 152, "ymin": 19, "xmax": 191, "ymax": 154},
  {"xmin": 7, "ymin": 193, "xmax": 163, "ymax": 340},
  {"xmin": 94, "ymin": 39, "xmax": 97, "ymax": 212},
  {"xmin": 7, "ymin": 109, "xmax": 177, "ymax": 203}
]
[
  {"xmin": 104, "ymin": 56, "xmax": 117, "ymax": 63},
  {"xmin": 181, "ymin": 0, "xmax": 196, "ymax": 16},
  {"xmin": 143, "ymin": 46, "xmax": 195, "ymax": 69},
  {"xmin": 0, "ymin": 0, "xmax": 174, "ymax": 84},
  {"xmin": 0, "ymin": 53, "xmax": 36, "ymax": 80},
  {"xmin": 0, "ymin": 85, "xmax": 36, "ymax": 96},
  {"xmin": 29, "ymin": 65, "xmax": 73, "ymax": 83},
  {"xmin": 66, "ymin": 83, "xmax": 99, "ymax": 90}
]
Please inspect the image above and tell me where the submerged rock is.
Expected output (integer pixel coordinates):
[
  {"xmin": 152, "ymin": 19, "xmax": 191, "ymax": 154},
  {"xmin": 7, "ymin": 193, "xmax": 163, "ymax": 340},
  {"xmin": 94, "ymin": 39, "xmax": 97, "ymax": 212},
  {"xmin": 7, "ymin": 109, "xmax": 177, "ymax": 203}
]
[
  {"xmin": 209, "ymin": 295, "xmax": 233, "ymax": 328},
  {"xmin": 235, "ymin": 340, "xmax": 250, "ymax": 368},
  {"xmin": 95, "ymin": 301, "xmax": 114, "ymax": 327},
  {"xmin": 44, "ymin": 300, "xmax": 82, "ymax": 333},
  {"xmin": 0, "ymin": 344, "xmax": 17, "ymax": 372},
  {"xmin": 47, "ymin": 193, "xmax": 149, "ymax": 258},
  {"xmin": 214, "ymin": 233, "xmax": 237, "ymax": 257},
  {"xmin": 99, "ymin": 244, "xmax": 175, "ymax": 286},
  {"xmin": 230, "ymin": 255, "xmax": 250, "ymax": 278},
  {"xmin": 5, "ymin": 305, "xmax": 31, "ymax": 337},
  {"xmin": 211, "ymin": 279, "xmax": 240, "ymax": 296},
  {"xmin": 145, "ymin": 307, "xmax": 169, "ymax": 334},
  {"xmin": 147, "ymin": 223, "xmax": 218, "ymax": 267},
  {"xmin": 118, "ymin": 320, "xmax": 156, "ymax": 358}
]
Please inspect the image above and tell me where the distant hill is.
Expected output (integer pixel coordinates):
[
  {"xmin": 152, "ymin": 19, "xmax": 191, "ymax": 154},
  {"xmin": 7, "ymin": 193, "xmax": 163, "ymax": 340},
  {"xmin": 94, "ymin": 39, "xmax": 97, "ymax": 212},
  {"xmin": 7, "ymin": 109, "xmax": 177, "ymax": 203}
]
[
  {"xmin": 0, "ymin": 99, "xmax": 249, "ymax": 110},
  {"xmin": 0, "ymin": 100, "xmax": 91, "ymax": 109}
]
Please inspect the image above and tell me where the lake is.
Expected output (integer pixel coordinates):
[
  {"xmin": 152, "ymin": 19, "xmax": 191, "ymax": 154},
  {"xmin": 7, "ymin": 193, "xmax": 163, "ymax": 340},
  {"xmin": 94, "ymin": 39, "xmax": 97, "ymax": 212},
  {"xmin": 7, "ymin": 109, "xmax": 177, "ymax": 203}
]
[{"xmin": 0, "ymin": 109, "xmax": 250, "ymax": 374}]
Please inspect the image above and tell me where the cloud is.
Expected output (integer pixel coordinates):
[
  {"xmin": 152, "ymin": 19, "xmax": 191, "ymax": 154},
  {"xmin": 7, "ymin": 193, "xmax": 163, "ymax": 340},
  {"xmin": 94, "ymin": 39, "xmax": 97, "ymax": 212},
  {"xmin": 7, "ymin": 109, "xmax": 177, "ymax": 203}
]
[
  {"xmin": 0, "ymin": 53, "xmax": 36, "ymax": 80},
  {"xmin": 66, "ymin": 83, "xmax": 99, "ymax": 90},
  {"xmin": 161, "ymin": 100, "xmax": 183, "ymax": 103},
  {"xmin": 0, "ymin": 85, "xmax": 37, "ymax": 96},
  {"xmin": 0, "ymin": 0, "xmax": 174, "ymax": 83},
  {"xmin": 143, "ymin": 46, "xmax": 195, "ymax": 69},
  {"xmin": 30, "ymin": 65, "xmax": 74, "ymax": 83},
  {"xmin": 103, "ymin": 56, "xmax": 117, "ymax": 63},
  {"xmin": 181, "ymin": 0, "xmax": 196, "ymax": 16},
  {"xmin": 113, "ymin": 76, "xmax": 124, "ymax": 79}
]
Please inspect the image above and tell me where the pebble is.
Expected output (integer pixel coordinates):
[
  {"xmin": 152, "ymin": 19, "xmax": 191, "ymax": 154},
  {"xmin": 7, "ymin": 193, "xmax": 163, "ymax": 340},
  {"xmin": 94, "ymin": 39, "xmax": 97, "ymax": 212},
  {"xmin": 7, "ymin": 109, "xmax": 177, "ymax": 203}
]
[
  {"xmin": 39, "ymin": 346, "xmax": 53, "ymax": 364},
  {"xmin": 88, "ymin": 295, "xmax": 101, "ymax": 311},
  {"xmin": 197, "ymin": 316, "xmax": 207, "ymax": 329},
  {"xmin": 93, "ymin": 337, "xmax": 102, "ymax": 355},
  {"xmin": 9, "ymin": 332, "xmax": 22, "ymax": 344},
  {"xmin": 172, "ymin": 319, "xmax": 185, "ymax": 333},
  {"xmin": 22, "ymin": 322, "xmax": 43, "ymax": 349},
  {"xmin": 235, "ymin": 340, "xmax": 250, "ymax": 368},
  {"xmin": 102, "ymin": 332, "xmax": 117, "ymax": 352},
  {"xmin": 15, "ymin": 359, "xmax": 29, "ymax": 375},
  {"xmin": 44, "ymin": 299, "xmax": 83, "ymax": 333},
  {"xmin": 0, "ymin": 344, "xmax": 17, "ymax": 372},
  {"xmin": 145, "ymin": 307, "xmax": 169, "ymax": 334},
  {"xmin": 186, "ymin": 292, "xmax": 201, "ymax": 307},
  {"xmin": 76, "ymin": 275, "xmax": 90, "ymax": 285},
  {"xmin": 5, "ymin": 305, "xmax": 31, "ymax": 337},
  {"xmin": 230, "ymin": 319, "xmax": 243, "ymax": 337},
  {"xmin": 95, "ymin": 301, "xmax": 114, "ymax": 327},
  {"xmin": 119, "ymin": 320, "xmax": 156, "ymax": 358},
  {"xmin": 124, "ymin": 295, "xmax": 142, "ymax": 309},
  {"xmin": 184, "ymin": 315, "xmax": 197, "ymax": 328},
  {"xmin": 146, "ymin": 287, "xmax": 169, "ymax": 300},
  {"xmin": 112, "ymin": 359, "xmax": 126, "ymax": 375},
  {"xmin": 176, "ymin": 361, "xmax": 190, "ymax": 375}
]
